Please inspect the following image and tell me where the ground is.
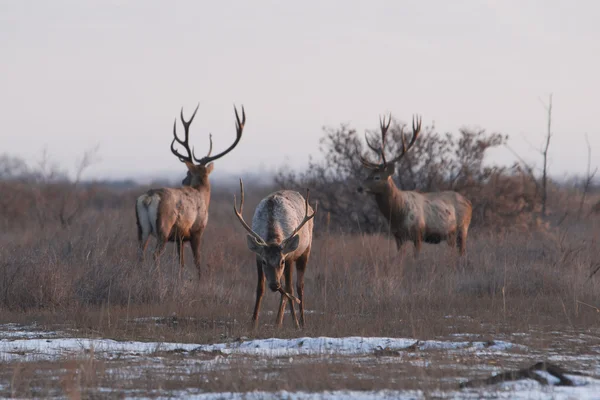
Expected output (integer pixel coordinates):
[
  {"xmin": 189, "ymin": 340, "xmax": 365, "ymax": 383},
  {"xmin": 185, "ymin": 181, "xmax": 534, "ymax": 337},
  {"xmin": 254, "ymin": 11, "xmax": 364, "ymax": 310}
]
[
  {"xmin": 1, "ymin": 316, "xmax": 599, "ymax": 399},
  {"xmin": 1, "ymin": 190, "xmax": 600, "ymax": 398}
]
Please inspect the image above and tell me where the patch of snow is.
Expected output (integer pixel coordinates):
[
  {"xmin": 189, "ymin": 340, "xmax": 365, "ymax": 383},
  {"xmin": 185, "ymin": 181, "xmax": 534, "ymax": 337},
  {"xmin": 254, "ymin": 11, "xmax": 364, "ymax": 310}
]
[
  {"xmin": 0, "ymin": 335, "xmax": 523, "ymax": 362},
  {"xmin": 130, "ymin": 317, "xmax": 166, "ymax": 322},
  {"xmin": 533, "ymin": 370, "xmax": 561, "ymax": 385},
  {"xmin": 126, "ymin": 384, "xmax": 600, "ymax": 400},
  {"xmin": 0, "ymin": 323, "xmax": 62, "ymax": 340},
  {"xmin": 0, "ymin": 337, "xmax": 201, "ymax": 362},
  {"xmin": 461, "ymin": 379, "xmax": 600, "ymax": 400},
  {"xmin": 444, "ymin": 315, "xmax": 473, "ymax": 319},
  {"xmin": 190, "ymin": 336, "xmax": 521, "ymax": 357},
  {"xmin": 264, "ymin": 309, "xmax": 323, "ymax": 316},
  {"xmin": 137, "ymin": 389, "xmax": 424, "ymax": 400}
]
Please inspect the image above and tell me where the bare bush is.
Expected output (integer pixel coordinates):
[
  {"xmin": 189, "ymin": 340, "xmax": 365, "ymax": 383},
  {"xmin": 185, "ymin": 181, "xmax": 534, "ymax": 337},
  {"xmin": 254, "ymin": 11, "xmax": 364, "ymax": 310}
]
[
  {"xmin": 277, "ymin": 119, "xmax": 542, "ymax": 233},
  {"xmin": 0, "ymin": 147, "xmax": 99, "ymax": 231}
]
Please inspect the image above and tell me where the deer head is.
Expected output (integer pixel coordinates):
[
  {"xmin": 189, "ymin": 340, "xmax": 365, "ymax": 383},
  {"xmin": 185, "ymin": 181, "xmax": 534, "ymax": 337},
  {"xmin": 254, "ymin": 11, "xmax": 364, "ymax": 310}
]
[
  {"xmin": 357, "ymin": 114, "xmax": 422, "ymax": 194},
  {"xmin": 233, "ymin": 179, "xmax": 316, "ymax": 292},
  {"xmin": 171, "ymin": 104, "xmax": 246, "ymax": 187}
]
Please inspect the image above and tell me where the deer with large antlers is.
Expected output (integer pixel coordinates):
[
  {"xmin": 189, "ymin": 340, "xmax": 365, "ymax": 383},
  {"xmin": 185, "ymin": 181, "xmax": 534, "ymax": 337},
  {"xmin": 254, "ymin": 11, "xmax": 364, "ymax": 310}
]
[
  {"xmin": 357, "ymin": 114, "xmax": 472, "ymax": 256},
  {"xmin": 233, "ymin": 179, "xmax": 316, "ymax": 329},
  {"xmin": 135, "ymin": 104, "xmax": 246, "ymax": 277}
]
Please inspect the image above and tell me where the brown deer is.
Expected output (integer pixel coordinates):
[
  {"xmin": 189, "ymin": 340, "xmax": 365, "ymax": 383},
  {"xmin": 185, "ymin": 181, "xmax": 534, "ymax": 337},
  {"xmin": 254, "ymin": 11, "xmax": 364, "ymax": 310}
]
[
  {"xmin": 357, "ymin": 114, "xmax": 472, "ymax": 256},
  {"xmin": 136, "ymin": 104, "xmax": 246, "ymax": 277},
  {"xmin": 233, "ymin": 179, "xmax": 316, "ymax": 329}
]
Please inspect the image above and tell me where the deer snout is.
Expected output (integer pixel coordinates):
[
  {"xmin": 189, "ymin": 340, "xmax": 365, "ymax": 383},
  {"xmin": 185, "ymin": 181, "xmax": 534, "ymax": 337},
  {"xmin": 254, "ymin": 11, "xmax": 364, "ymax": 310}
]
[
  {"xmin": 357, "ymin": 187, "xmax": 364, "ymax": 193},
  {"xmin": 269, "ymin": 282, "xmax": 281, "ymax": 292}
]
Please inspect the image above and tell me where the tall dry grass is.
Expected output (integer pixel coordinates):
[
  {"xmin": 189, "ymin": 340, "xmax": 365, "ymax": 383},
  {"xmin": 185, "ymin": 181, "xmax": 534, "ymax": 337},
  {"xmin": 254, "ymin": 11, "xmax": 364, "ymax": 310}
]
[{"xmin": 0, "ymin": 181, "xmax": 599, "ymax": 343}]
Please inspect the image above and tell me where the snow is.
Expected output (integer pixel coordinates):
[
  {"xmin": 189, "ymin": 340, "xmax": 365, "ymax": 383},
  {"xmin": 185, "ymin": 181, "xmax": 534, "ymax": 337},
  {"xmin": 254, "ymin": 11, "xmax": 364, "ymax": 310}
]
[
  {"xmin": 0, "ymin": 335, "xmax": 522, "ymax": 362},
  {"xmin": 195, "ymin": 337, "xmax": 519, "ymax": 357},
  {"xmin": 140, "ymin": 390, "xmax": 424, "ymax": 400},
  {"xmin": 130, "ymin": 384, "xmax": 600, "ymax": 400},
  {"xmin": 533, "ymin": 370, "xmax": 562, "ymax": 385},
  {"xmin": 0, "ymin": 337, "xmax": 203, "ymax": 362},
  {"xmin": 463, "ymin": 379, "xmax": 600, "ymax": 400},
  {"xmin": 1, "ymin": 325, "xmax": 599, "ymax": 399},
  {"xmin": 0, "ymin": 323, "xmax": 61, "ymax": 340}
]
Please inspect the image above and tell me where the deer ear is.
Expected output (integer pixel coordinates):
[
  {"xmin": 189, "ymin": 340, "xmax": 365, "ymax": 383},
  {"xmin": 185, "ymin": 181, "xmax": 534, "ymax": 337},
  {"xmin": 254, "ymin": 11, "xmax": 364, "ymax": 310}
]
[
  {"xmin": 246, "ymin": 235, "xmax": 264, "ymax": 254},
  {"xmin": 205, "ymin": 163, "xmax": 214, "ymax": 174},
  {"xmin": 282, "ymin": 234, "xmax": 300, "ymax": 254},
  {"xmin": 383, "ymin": 163, "xmax": 395, "ymax": 177}
]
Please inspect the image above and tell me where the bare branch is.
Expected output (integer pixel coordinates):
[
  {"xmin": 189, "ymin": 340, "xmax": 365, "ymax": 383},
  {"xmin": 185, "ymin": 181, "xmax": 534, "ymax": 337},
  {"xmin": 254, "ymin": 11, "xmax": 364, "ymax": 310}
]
[
  {"xmin": 541, "ymin": 93, "xmax": 553, "ymax": 216},
  {"xmin": 578, "ymin": 133, "xmax": 598, "ymax": 218},
  {"xmin": 59, "ymin": 145, "xmax": 101, "ymax": 227}
]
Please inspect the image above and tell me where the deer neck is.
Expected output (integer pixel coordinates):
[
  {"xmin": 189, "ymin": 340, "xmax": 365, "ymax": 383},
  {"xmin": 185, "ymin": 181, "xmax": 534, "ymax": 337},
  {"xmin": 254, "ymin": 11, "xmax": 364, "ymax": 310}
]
[
  {"xmin": 190, "ymin": 180, "xmax": 211, "ymax": 200},
  {"xmin": 374, "ymin": 177, "xmax": 406, "ymax": 223}
]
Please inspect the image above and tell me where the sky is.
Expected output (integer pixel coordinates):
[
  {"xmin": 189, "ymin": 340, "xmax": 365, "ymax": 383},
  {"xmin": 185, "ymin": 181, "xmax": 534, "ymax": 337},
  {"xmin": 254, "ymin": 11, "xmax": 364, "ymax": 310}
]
[{"xmin": 1, "ymin": 0, "xmax": 598, "ymax": 182}]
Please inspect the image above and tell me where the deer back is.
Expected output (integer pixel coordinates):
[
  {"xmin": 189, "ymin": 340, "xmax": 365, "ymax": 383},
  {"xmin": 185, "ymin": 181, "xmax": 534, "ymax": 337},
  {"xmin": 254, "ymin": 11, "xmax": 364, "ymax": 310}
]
[
  {"xmin": 154, "ymin": 186, "xmax": 210, "ymax": 236},
  {"xmin": 251, "ymin": 190, "xmax": 314, "ymax": 256}
]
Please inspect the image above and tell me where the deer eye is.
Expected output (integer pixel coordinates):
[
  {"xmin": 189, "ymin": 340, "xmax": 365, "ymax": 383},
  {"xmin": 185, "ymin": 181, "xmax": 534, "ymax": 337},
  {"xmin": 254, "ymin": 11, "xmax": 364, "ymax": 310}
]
[{"xmin": 373, "ymin": 176, "xmax": 381, "ymax": 181}]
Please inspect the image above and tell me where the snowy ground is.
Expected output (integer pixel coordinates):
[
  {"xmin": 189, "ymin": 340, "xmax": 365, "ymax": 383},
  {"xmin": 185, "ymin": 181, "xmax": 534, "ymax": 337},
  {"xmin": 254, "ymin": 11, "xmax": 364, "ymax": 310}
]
[{"xmin": 1, "ymin": 322, "xmax": 599, "ymax": 399}]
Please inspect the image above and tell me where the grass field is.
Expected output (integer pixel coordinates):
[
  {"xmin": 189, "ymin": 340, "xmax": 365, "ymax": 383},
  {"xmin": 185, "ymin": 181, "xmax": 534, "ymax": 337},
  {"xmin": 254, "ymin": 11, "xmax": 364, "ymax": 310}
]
[{"xmin": 1, "ymin": 185, "xmax": 600, "ymax": 398}]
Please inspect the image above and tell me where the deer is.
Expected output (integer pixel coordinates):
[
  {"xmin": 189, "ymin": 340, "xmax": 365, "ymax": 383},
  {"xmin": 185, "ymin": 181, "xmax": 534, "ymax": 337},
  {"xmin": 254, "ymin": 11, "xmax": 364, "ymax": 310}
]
[
  {"xmin": 357, "ymin": 114, "xmax": 472, "ymax": 257},
  {"xmin": 136, "ymin": 104, "xmax": 246, "ymax": 278},
  {"xmin": 233, "ymin": 179, "xmax": 316, "ymax": 330}
]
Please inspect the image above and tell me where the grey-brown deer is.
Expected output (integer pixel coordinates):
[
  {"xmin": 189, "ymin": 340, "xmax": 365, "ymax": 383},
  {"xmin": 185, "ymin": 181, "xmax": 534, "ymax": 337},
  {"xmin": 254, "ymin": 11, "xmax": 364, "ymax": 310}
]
[
  {"xmin": 357, "ymin": 114, "xmax": 472, "ymax": 256},
  {"xmin": 233, "ymin": 179, "xmax": 316, "ymax": 329},
  {"xmin": 136, "ymin": 104, "xmax": 246, "ymax": 277}
]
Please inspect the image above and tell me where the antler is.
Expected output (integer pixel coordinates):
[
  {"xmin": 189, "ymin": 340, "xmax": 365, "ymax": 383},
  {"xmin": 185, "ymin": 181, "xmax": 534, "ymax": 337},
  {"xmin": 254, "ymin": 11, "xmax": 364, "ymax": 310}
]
[
  {"xmin": 170, "ymin": 104, "xmax": 197, "ymax": 163},
  {"xmin": 386, "ymin": 114, "xmax": 422, "ymax": 165},
  {"xmin": 359, "ymin": 113, "xmax": 392, "ymax": 169},
  {"xmin": 233, "ymin": 178, "xmax": 267, "ymax": 246},
  {"xmin": 378, "ymin": 114, "xmax": 392, "ymax": 165},
  {"xmin": 170, "ymin": 104, "xmax": 214, "ymax": 163},
  {"xmin": 194, "ymin": 105, "xmax": 246, "ymax": 165},
  {"xmin": 359, "ymin": 114, "xmax": 422, "ymax": 169},
  {"xmin": 281, "ymin": 189, "xmax": 317, "ymax": 247}
]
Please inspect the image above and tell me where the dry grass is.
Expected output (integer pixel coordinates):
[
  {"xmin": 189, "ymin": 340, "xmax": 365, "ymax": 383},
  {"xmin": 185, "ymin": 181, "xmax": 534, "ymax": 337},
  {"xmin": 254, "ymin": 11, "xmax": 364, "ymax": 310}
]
[
  {"xmin": 0, "ymin": 183, "xmax": 599, "ymax": 342},
  {"xmin": 1, "ymin": 183, "xmax": 600, "ymax": 397}
]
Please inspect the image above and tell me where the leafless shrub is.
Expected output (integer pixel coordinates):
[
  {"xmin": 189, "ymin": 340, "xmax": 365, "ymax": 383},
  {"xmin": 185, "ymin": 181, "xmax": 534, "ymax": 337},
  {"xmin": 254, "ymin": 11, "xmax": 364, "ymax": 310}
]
[
  {"xmin": 577, "ymin": 134, "xmax": 598, "ymax": 218},
  {"xmin": 539, "ymin": 94, "xmax": 554, "ymax": 216},
  {"xmin": 0, "ymin": 146, "xmax": 99, "ymax": 231},
  {"xmin": 277, "ymin": 119, "xmax": 541, "ymax": 233}
]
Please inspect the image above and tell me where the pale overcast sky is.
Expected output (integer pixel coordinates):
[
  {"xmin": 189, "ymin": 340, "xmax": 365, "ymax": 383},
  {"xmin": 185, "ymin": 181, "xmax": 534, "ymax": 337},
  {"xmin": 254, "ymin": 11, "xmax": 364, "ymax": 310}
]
[{"xmin": 1, "ymin": 1, "xmax": 598, "ymax": 181}]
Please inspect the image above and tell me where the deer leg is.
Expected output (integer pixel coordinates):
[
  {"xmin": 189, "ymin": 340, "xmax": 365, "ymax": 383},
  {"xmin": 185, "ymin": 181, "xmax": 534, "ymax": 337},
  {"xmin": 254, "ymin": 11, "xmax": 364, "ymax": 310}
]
[
  {"xmin": 175, "ymin": 237, "xmax": 185, "ymax": 280},
  {"xmin": 152, "ymin": 237, "xmax": 167, "ymax": 262},
  {"xmin": 276, "ymin": 291, "xmax": 288, "ymax": 328},
  {"xmin": 394, "ymin": 234, "xmax": 404, "ymax": 252},
  {"xmin": 152, "ymin": 236, "xmax": 167, "ymax": 277},
  {"xmin": 190, "ymin": 231, "xmax": 203, "ymax": 279},
  {"xmin": 447, "ymin": 231, "xmax": 457, "ymax": 248},
  {"xmin": 176, "ymin": 237, "xmax": 185, "ymax": 267},
  {"xmin": 284, "ymin": 260, "xmax": 299, "ymax": 329},
  {"xmin": 252, "ymin": 258, "xmax": 265, "ymax": 330},
  {"xmin": 412, "ymin": 235, "xmax": 422, "ymax": 258},
  {"xmin": 457, "ymin": 228, "xmax": 468, "ymax": 256},
  {"xmin": 296, "ymin": 247, "xmax": 310, "ymax": 328},
  {"xmin": 138, "ymin": 235, "xmax": 151, "ymax": 262}
]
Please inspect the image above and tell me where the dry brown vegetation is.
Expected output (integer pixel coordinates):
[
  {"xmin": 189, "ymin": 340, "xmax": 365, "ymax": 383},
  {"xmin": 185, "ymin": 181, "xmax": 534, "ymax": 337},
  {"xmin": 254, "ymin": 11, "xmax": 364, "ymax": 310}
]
[
  {"xmin": 0, "ymin": 179, "xmax": 599, "ymax": 339},
  {"xmin": 0, "ymin": 179, "xmax": 600, "ymax": 397},
  {"xmin": 276, "ymin": 120, "xmax": 575, "ymax": 233},
  {"xmin": 0, "ymin": 120, "xmax": 599, "ymax": 396}
]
